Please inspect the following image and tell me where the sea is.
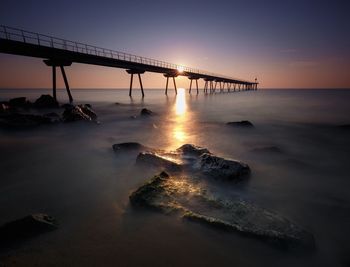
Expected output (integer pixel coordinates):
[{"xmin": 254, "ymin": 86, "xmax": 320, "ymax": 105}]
[{"xmin": 0, "ymin": 88, "xmax": 349, "ymax": 266}]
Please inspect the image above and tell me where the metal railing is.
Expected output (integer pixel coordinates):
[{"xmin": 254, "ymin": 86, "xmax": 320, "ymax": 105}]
[{"xmin": 0, "ymin": 25, "xmax": 250, "ymax": 83}]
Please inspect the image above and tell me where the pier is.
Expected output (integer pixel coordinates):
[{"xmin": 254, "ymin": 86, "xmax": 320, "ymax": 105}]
[{"xmin": 0, "ymin": 25, "xmax": 258, "ymax": 102}]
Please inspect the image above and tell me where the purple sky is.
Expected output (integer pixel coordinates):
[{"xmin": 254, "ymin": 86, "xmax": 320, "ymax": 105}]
[{"xmin": 0, "ymin": 0, "xmax": 349, "ymax": 89}]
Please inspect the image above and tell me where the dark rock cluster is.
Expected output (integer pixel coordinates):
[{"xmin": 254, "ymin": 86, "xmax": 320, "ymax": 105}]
[{"xmin": 0, "ymin": 95, "xmax": 98, "ymax": 128}]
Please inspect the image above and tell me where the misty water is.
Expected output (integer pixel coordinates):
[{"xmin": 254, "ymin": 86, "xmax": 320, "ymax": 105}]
[{"xmin": 0, "ymin": 88, "xmax": 350, "ymax": 266}]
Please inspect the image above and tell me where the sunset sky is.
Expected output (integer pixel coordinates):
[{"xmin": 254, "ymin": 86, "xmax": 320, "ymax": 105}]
[{"xmin": 0, "ymin": 0, "xmax": 349, "ymax": 89}]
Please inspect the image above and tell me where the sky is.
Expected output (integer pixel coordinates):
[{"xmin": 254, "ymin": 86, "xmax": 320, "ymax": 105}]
[{"xmin": 0, "ymin": 0, "xmax": 349, "ymax": 89}]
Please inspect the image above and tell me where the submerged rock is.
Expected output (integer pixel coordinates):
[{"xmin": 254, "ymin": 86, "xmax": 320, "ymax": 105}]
[
  {"xmin": 129, "ymin": 172, "xmax": 314, "ymax": 248},
  {"xmin": 227, "ymin": 120, "xmax": 254, "ymax": 128},
  {"xmin": 140, "ymin": 108, "xmax": 153, "ymax": 116},
  {"xmin": 196, "ymin": 153, "xmax": 250, "ymax": 180},
  {"xmin": 0, "ymin": 113, "xmax": 53, "ymax": 128},
  {"xmin": 0, "ymin": 214, "xmax": 57, "ymax": 244},
  {"xmin": 34, "ymin": 95, "xmax": 59, "ymax": 108},
  {"xmin": 63, "ymin": 104, "xmax": 97, "ymax": 122},
  {"xmin": 9, "ymin": 97, "xmax": 31, "ymax": 108}
]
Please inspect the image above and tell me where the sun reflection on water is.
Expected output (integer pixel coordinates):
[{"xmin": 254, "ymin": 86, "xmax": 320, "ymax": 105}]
[
  {"xmin": 170, "ymin": 88, "xmax": 189, "ymax": 148},
  {"xmin": 175, "ymin": 88, "xmax": 186, "ymax": 116}
]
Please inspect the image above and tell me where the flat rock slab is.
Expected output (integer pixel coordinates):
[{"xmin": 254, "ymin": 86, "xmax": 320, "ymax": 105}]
[{"xmin": 130, "ymin": 172, "xmax": 315, "ymax": 249}]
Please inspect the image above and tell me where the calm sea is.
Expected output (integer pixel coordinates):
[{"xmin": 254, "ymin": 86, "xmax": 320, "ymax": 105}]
[{"xmin": 0, "ymin": 88, "xmax": 349, "ymax": 266}]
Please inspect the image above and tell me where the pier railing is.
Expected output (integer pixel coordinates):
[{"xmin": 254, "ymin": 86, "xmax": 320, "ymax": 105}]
[{"xmin": 0, "ymin": 25, "xmax": 249, "ymax": 82}]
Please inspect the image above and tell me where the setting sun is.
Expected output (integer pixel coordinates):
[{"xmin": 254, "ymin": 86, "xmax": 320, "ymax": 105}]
[{"xmin": 177, "ymin": 65, "xmax": 184, "ymax": 73}]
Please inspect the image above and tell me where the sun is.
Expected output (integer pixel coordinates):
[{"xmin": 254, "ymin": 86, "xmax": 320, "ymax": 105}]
[{"xmin": 177, "ymin": 65, "xmax": 184, "ymax": 73}]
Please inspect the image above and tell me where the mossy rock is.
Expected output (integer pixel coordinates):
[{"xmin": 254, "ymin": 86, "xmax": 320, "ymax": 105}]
[{"xmin": 129, "ymin": 172, "xmax": 315, "ymax": 249}]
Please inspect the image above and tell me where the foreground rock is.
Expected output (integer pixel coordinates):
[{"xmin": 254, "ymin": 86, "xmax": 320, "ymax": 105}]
[
  {"xmin": 63, "ymin": 104, "xmax": 97, "ymax": 122},
  {"xmin": 227, "ymin": 120, "xmax": 254, "ymax": 128},
  {"xmin": 34, "ymin": 94, "xmax": 59, "ymax": 108},
  {"xmin": 0, "ymin": 214, "xmax": 57, "ymax": 245},
  {"xmin": 130, "ymin": 172, "xmax": 315, "ymax": 249},
  {"xmin": 133, "ymin": 143, "xmax": 250, "ymax": 180}
]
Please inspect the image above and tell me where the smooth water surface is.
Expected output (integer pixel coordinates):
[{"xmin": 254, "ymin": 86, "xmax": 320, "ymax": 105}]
[{"xmin": 0, "ymin": 88, "xmax": 349, "ymax": 266}]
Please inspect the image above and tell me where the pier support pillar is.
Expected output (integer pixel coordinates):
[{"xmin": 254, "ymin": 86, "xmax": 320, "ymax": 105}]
[
  {"xmin": 52, "ymin": 66, "xmax": 56, "ymax": 101},
  {"xmin": 164, "ymin": 72, "xmax": 178, "ymax": 95},
  {"xmin": 165, "ymin": 77, "xmax": 169, "ymax": 95},
  {"xmin": 188, "ymin": 76, "xmax": 200, "ymax": 94},
  {"xmin": 173, "ymin": 77, "xmax": 177, "ymax": 95},
  {"xmin": 204, "ymin": 78, "xmax": 214, "ymax": 94},
  {"xmin": 129, "ymin": 74, "xmax": 134, "ymax": 96},
  {"xmin": 127, "ymin": 69, "xmax": 145, "ymax": 97},
  {"xmin": 44, "ymin": 59, "xmax": 73, "ymax": 103},
  {"xmin": 60, "ymin": 66, "xmax": 73, "ymax": 103}
]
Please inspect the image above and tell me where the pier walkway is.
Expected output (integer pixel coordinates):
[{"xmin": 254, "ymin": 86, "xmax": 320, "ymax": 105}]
[{"xmin": 0, "ymin": 25, "xmax": 258, "ymax": 102}]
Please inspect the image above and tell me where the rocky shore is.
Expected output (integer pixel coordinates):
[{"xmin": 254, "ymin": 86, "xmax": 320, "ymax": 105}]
[{"xmin": 0, "ymin": 95, "xmax": 98, "ymax": 128}]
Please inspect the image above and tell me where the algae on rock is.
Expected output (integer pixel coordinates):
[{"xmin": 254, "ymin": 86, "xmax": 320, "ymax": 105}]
[{"xmin": 129, "ymin": 171, "xmax": 314, "ymax": 248}]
